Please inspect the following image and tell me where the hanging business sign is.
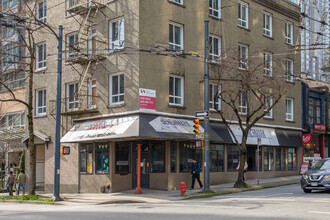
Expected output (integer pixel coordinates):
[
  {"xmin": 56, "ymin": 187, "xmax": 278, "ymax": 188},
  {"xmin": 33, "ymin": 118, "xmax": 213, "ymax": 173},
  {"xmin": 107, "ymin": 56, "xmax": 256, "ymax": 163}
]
[
  {"xmin": 313, "ymin": 123, "xmax": 326, "ymax": 132},
  {"xmin": 302, "ymin": 134, "xmax": 311, "ymax": 144},
  {"xmin": 139, "ymin": 88, "xmax": 156, "ymax": 111}
]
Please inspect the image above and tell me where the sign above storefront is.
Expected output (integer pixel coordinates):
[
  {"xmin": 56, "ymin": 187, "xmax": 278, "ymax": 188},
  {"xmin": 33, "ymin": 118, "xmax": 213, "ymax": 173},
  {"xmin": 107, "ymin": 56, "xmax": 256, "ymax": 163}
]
[
  {"xmin": 302, "ymin": 134, "xmax": 312, "ymax": 144},
  {"xmin": 149, "ymin": 117, "xmax": 204, "ymax": 134},
  {"xmin": 139, "ymin": 88, "xmax": 156, "ymax": 111},
  {"xmin": 313, "ymin": 123, "xmax": 326, "ymax": 132},
  {"xmin": 229, "ymin": 125, "xmax": 279, "ymax": 146}
]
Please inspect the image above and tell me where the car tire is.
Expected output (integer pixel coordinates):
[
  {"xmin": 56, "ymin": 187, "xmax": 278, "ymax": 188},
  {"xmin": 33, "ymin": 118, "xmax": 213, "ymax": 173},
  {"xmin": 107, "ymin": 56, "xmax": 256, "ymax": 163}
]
[{"xmin": 303, "ymin": 189, "xmax": 312, "ymax": 193}]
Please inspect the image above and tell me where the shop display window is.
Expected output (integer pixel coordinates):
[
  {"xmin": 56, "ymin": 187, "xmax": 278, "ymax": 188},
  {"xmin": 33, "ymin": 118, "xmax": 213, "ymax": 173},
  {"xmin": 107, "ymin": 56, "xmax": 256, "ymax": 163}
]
[
  {"xmin": 275, "ymin": 147, "xmax": 286, "ymax": 171},
  {"xmin": 264, "ymin": 147, "xmax": 274, "ymax": 171},
  {"xmin": 170, "ymin": 142, "xmax": 177, "ymax": 173},
  {"xmin": 227, "ymin": 145, "xmax": 240, "ymax": 171},
  {"xmin": 288, "ymin": 147, "xmax": 297, "ymax": 170},
  {"xmin": 180, "ymin": 142, "xmax": 203, "ymax": 173},
  {"xmin": 247, "ymin": 146, "xmax": 261, "ymax": 171},
  {"xmin": 151, "ymin": 142, "xmax": 165, "ymax": 173},
  {"xmin": 80, "ymin": 143, "xmax": 93, "ymax": 173},
  {"xmin": 210, "ymin": 144, "xmax": 224, "ymax": 172},
  {"xmin": 115, "ymin": 143, "xmax": 130, "ymax": 174},
  {"xmin": 96, "ymin": 143, "xmax": 109, "ymax": 173}
]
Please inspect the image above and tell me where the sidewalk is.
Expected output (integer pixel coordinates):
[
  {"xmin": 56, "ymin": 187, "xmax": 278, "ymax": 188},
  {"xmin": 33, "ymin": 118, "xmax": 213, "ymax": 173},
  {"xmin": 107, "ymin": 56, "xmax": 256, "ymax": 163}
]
[{"xmin": 36, "ymin": 175, "xmax": 301, "ymax": 205}]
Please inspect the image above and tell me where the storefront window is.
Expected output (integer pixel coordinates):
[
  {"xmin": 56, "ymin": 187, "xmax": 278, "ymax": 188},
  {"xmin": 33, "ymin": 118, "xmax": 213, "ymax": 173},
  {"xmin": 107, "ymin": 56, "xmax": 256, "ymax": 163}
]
[
  {"xmin": 96, "ymin": 143, "xmax": 109, "ymax": 173},
  {"xmin": 210, "ymin": 144, "xmax": 224, "ymax": 172},
  {"xmin": 247, "ymin": 146, "xmax": 261, "ymax": 171},
  {"xmin": 115, "ymin": 143, "xmax": 130, "ymax": 174},
  {"xmin": 151, "ymin": 142, "xmax": 165, "ymax": 173},
  {"xmin": 80, "ymin": 144, "xmax": 93, "ymax": 173},
  {"xmin": 276, "ymin": 147, "xmax": 286, "ymax": 171},
  {"xmin": 180, "ymin": 142, "xmax": 203, "ymax": 173},
  {"xmin": 170, "ymin": 142, "xmax": 177, "ymax": 173},
  {"xmin": 288, "ymin": 147, "xmax": 297, "ymax": 170},
  {"xmin": 227, "ymin": 145, "xmax": 240, "ymax": 171},
  {"xmin": 264, "ymin": 147, "xmax": 274, "ymax": 171}
]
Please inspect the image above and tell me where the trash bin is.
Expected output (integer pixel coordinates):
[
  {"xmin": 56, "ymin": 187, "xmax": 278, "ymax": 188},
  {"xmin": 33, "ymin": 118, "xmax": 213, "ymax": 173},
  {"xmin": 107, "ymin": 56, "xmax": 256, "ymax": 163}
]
[{"xmin": 100, "ymin": 185, "xmax": 105, "ymax": 193}]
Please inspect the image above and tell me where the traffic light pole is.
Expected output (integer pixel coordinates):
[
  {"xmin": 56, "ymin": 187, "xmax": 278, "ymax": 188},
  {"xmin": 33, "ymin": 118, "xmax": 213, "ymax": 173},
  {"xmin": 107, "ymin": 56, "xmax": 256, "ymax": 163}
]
[{"xmin": 203, "ymin": 20, "xmax": 210, "ymax": 192}]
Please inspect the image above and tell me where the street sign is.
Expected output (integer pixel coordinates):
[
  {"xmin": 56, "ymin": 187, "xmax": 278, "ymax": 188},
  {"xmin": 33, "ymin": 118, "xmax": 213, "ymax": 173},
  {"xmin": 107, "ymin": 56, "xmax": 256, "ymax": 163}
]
[{"xmin": 195, "ymin": 111, "xmax": 209, "ymax": 118}]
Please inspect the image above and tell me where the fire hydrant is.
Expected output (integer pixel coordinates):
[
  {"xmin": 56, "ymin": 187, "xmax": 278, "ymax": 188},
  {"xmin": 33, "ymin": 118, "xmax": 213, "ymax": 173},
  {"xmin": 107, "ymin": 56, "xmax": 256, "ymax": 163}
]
[{"xmin": 180, "ymin": 182, "xmax": 187, "ymax": 196}]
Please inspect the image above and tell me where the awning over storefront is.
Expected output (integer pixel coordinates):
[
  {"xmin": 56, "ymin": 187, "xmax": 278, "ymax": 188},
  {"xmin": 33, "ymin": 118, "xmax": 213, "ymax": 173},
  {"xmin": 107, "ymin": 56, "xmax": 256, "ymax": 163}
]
[{"xmin": 275, "ymin": 129, "xmax": 302, "ymax": 147}]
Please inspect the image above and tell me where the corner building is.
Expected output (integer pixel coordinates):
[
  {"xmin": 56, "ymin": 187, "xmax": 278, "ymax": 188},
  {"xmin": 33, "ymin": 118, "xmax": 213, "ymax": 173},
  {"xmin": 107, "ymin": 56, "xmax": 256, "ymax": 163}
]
[{"xmin": 29, "ymin": 0, "xmax": 303, "ymax": 193}]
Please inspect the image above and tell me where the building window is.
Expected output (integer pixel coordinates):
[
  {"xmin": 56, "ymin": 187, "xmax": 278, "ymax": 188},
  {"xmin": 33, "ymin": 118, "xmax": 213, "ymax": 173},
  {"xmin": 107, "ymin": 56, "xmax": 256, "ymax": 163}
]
[
  {"xmin": 1, "ymin": 22, "xmax": 15, "ymax": 38},
  {"xmin": 66, "ymin": 82, "xmax": 78, "ymax": 111},
  {"xmin": 2, "ymin": 43, "xmax": 18, "ymax": 67},
  {"xmin": 308, "ymin": 98, "xmax": 321, "ymax": 124},
  {"xmin": 209, "ymin": 35, "xmax": 221, "ymax": 63},
  {"xmin": 2, "ymin": 0, "xmax": 18, "ymax": 9},
  {"xmin": 96, "ymin": 143, "xmax": 109, "ymax": 173},
  {"xmin": 109, "ymin": 72, "xmax": 124, "ymax": 105},
  {"xmin": 263, "ymin": 52, "xmax": 272, "ymax": 76},
  {"xmin": 36, "ymin": 43, "xmax": 46, "ymax": 70},
  {"xmin": 170, "ymin": 0, "xmax": 183, "ymax": 5},
  {"xmin": 37, "ymin": 1, "xmax": 47, "ymax": 23},
  {"xmin": 227, "ymin": 145, "xmax": 240, "ymax": 171},
  {"xmin": 151, "ymin": 142, "xmax": 165, "ymax": 173},
  {"xmin": 169, "ymin": 75, "xmax": 184, "ymax": 106},
  {"xmin": 180, "ymin": 142, "xmax": 203, "ymax": 173},
  {"xmin": 88, "ymin": 80, "xmax": 97, "ymax": 109},
  {"xmin": 288, "ymin": 147, "xmax": 297, "ymax": 170},
  {"xmin": 66, "ymin": 33, "xmax": 78, "ymax": 59},
  {"xmin": 276, "ymin": 148, "xmax": 286, "ymax": 171},
  {"xmin": 209, "ymin": 83, "xmax": 221, "ymax": 110},
  {"xmin": 170, "ymin": 142, "xmax": 177, "ymax": 173},
  {"xmin": 238, "ymin": 44, "xmax": 248, "ymax": 69},
  {"xmin": 238, "ymin": 91, "xmax": 247, "ymax": 115},
  {"xmin": 36, "ymin": 89, "xmax": 46, "ymax": 116},
  {"xmin": 80, "ymin": 144, "xmax": 93, "ymax": 173},
  {"xmin": 67, "ymin": 0, "xmax": 77, "ymax": 10},
  {"xmin": 238, "ymin": 1, "xmax": 248, "ymax": 28},
  {"xmin": 264, "ymin": 147, "xmax": 274, "ymax": 171},
  {"xmin": 210, "ymin": 144, "xmax": 224, "ymax": 172},
  {"xmin": 115, "ymin": 143, "xmax": 130, "ymax": 174},
  {"xmin": 109, "ymin": 18, "xmax": 124, "ymax": 50},
  {"xmin": 0, "ymin": 111, "xmax": 25, "ymax": 130},
  {"xmin": 264, "ymin": 95, "xmax": 273, "ymax": 118},
  {"xmin": 286, "ymin": 98, "xmax": 294, "ymax": 121},
  {"xmin": 285, "ymin": 59, "xmax": 293, "ymax": 82},
  {"xmin": 209, "ymin": 0, "xmax": 221, "ymax": 18},
  {"xmin": 0, "ymin": 72, "xmax": 25, "ymax": 91},
  {"xmin": 88, "ymin": 29, "xmax": 97, "ymax": 57},
  {"xmin": 285, "ymin": 22, "xmax": 293, "ymax": 45},
  {"xmin": 169, "ymin": 22, "xmax": 184, "ymax": 51},
  {"xmin": 263, "ymin": 12, "xmax": 272, "ymax": 37}
]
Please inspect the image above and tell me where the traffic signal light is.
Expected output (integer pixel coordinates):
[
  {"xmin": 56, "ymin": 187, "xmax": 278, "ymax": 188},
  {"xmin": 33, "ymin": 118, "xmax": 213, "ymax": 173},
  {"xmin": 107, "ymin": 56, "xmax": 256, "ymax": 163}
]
[{"xmin": 193, "ymin": 119, "xmax": 199, "ymax": 134}]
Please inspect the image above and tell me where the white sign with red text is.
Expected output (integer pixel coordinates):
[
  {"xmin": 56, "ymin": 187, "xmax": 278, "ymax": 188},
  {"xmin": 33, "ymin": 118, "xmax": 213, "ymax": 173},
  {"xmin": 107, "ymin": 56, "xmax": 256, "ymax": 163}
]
[{"xmin": 139, "ymin": 88, "xmax": 156, "ymax": 111}]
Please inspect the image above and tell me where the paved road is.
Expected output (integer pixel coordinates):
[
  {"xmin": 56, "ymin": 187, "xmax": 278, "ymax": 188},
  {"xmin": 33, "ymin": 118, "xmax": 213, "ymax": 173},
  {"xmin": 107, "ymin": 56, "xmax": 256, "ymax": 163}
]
[{"xmin": 0, "ymin": 184, "xmax": 330, "ymax": 220}]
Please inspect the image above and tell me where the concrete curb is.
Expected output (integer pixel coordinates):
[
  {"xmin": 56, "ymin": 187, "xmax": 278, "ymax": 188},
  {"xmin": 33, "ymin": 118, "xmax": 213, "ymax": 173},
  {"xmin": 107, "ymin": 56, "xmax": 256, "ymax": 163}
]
[{"xmin": 0, "ymin": 199, "xmax": 59, "ymax": 205}]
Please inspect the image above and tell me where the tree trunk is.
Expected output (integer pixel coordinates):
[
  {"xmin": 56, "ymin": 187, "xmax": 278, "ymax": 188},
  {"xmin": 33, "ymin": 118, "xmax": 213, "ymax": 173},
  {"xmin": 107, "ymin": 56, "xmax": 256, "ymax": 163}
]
[{"xmin": 234, "ymin": 135, "xmax": 248, "ymax": 188}]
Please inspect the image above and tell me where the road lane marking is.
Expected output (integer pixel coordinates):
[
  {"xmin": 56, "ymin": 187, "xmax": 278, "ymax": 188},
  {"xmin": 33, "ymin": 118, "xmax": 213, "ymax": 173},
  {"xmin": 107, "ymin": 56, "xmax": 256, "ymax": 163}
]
[{"xmin": 309, "ymin": 211, "xmax": 330, "ymax": 215}]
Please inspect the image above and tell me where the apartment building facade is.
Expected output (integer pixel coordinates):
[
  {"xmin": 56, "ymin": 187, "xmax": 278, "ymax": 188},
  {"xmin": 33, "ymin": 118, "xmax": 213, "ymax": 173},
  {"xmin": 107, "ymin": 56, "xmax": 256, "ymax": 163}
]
[{"xmin": 25, "ymin": 0, "xmax": 303, "ymax": 193}]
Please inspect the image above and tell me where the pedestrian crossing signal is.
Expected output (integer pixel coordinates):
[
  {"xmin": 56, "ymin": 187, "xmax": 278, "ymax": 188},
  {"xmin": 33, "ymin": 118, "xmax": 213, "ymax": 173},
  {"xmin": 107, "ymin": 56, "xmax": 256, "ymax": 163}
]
[
  {"xmin": 61, "ymin": 146, "xmax": 70, "ymax": 156},
  {"xmin": 193, "ymin": 119, "xmax": 199, "ymax": 134}
]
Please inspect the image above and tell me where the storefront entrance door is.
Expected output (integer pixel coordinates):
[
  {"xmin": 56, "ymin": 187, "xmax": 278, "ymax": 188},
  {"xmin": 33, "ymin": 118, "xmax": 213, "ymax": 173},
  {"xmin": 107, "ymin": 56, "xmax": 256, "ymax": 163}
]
[{"xmin": 132, "ymin": 144, "xmax": 150, "ymax": 189}]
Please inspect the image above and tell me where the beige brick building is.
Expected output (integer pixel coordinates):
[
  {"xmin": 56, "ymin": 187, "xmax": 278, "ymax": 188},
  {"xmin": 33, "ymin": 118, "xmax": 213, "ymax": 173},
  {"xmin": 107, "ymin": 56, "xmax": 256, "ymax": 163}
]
[{"xmin": 24, "ymin": 0, "xmax": 303, "ymax": 193}]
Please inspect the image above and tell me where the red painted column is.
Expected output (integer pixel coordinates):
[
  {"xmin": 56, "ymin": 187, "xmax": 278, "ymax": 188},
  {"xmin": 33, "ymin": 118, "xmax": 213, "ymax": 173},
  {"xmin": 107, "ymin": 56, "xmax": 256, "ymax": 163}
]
[
  {"xmin": 135, "ymin": 144, "xmax": 143, "ymax": 194},
  {"xmin": 321, "ymin": 134, "xmax": 325, "ymax": 158}
]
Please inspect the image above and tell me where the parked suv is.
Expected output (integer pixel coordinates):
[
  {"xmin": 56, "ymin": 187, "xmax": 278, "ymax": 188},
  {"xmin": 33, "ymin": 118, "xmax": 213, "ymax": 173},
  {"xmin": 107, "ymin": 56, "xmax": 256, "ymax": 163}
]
[{"xmin": 301, "ymin": 158, "xmax": 330, "ymax": 193}]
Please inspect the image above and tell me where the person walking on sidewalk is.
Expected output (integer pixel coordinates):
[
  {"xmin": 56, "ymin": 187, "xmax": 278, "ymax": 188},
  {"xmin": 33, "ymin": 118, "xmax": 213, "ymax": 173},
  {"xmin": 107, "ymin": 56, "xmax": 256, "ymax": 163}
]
[
  {"xmin": 16, "ymin": 171, "xmax": 26, "ymax": 195},
  {"xmin": 6, "ymin": 171, "xmax": 15, "ymax": 196},
  {"xmin": 190, "ymin": 159, "xmax": 203, "ymax": 189}
]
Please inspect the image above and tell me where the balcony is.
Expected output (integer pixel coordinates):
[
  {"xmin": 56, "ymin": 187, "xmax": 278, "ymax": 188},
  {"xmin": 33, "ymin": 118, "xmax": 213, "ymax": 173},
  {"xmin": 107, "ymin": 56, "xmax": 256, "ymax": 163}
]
[{"xmin": 66, "ymin": 0, "xmax": 107, "ymax": 15}]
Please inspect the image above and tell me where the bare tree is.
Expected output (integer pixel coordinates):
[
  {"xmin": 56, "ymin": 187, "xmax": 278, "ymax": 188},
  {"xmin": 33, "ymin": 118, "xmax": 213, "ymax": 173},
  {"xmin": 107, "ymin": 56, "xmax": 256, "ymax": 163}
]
[{"xmin": 210, "ymin": 49, "xmax": 292, "ymax": 188}]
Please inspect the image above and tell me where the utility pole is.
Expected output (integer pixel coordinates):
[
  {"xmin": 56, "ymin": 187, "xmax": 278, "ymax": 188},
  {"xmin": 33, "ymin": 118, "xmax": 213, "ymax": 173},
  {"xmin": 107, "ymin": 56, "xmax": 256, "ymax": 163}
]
[{"xmin": 203, "ymin": 20, "xmax": 210, "ymax": 192}]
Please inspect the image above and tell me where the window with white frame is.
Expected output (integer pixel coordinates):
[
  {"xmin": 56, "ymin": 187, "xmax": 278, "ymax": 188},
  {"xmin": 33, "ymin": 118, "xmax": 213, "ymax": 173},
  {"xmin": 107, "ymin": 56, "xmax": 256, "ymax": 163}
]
[
  {"xmin": 209, "ymin": 0, "xmax": 221, "ymax": 18},
  {"xmin": 169, "ymin": 75, "xmax": 184, "ymax": 106},
  {"xmin": 169, "ymin": 22, "xmax": 184, "ymax": 51},
  {"xmin": 170, "ymin": 0, "xmax": 183, "ymax": 5},
  {"xmin": 238, "ymin": 44, "xmax": 248, "ymax": 69},
  {"xmin": 264, "ymin": 95, "xmax": 273, "ymax": 118},
  {"xmin": 2, "ymin": 0, "xmax": 18, "ymax": 9},
  {"xmin": 67, "ymin": 0, "xmax": 77, "ymax": 10},
  {"xmin": 36, "ymin": 89, "xmax": 46, "ymax": 116},
  {"xmin": 263, "ymin": 12, "xmax": 272, "ymax": 37},
  {"xmin": 285, "ymin": 22, "xmax": 293, "ymax": 45},
  {"xmin": 66, "ymin": 82, "xmax": 78, "ymax": 111},
  {"xmin": 286, "ymin": 98, "xmax": 294, "ymax": 121},
  {"xmin": 88, "ymin": 80, "xmax": 96, "ymax": 109},
  {"xmin": 0, "ymin": 111, "xmax": 25, "ymax": 130},
  {"xmin": 264, "ymin": 52, "xmax": 272, "ymax": 76},
  {"xmin": 209, "ymin": 83, "xmax": 221, "ymax": 110},
  {"xmin": 109, "ymin": 73, "xmax": 124, "ymax": 105},
  {"xmin": 209, "ymin": 35, "xmax": 221, "ymax": 63},
  {"xmin": 66, "ymin": 33, "xmax": 78, "ymax": 59},
  {"xmin": 88, "ymin": 29, "xmax": 96, "ymax": 56},
  {"xmin": 109, "ymin": 18, "xmax": 125, "ymax": 50},
  {"xmin": 238, "ymin": 1, "xmax": 248, "ymax": 28},
  {"xmin": 1, "ymin": 22, "xmax": 15, "ymax": 38},
  {"xmin": 285, "ymin": 59, "xmax": 293, "ymax": 82},
  {"xmin": 238, "ymin": 91, "xmax": 247, "ymax": 114},
  {"xmin": 37, "ymin": 1, "xmax": 47, "ymax": 23},
  {"xmin": 36, "ymin": 43, "xmax": 46, "ymax": 70}
]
